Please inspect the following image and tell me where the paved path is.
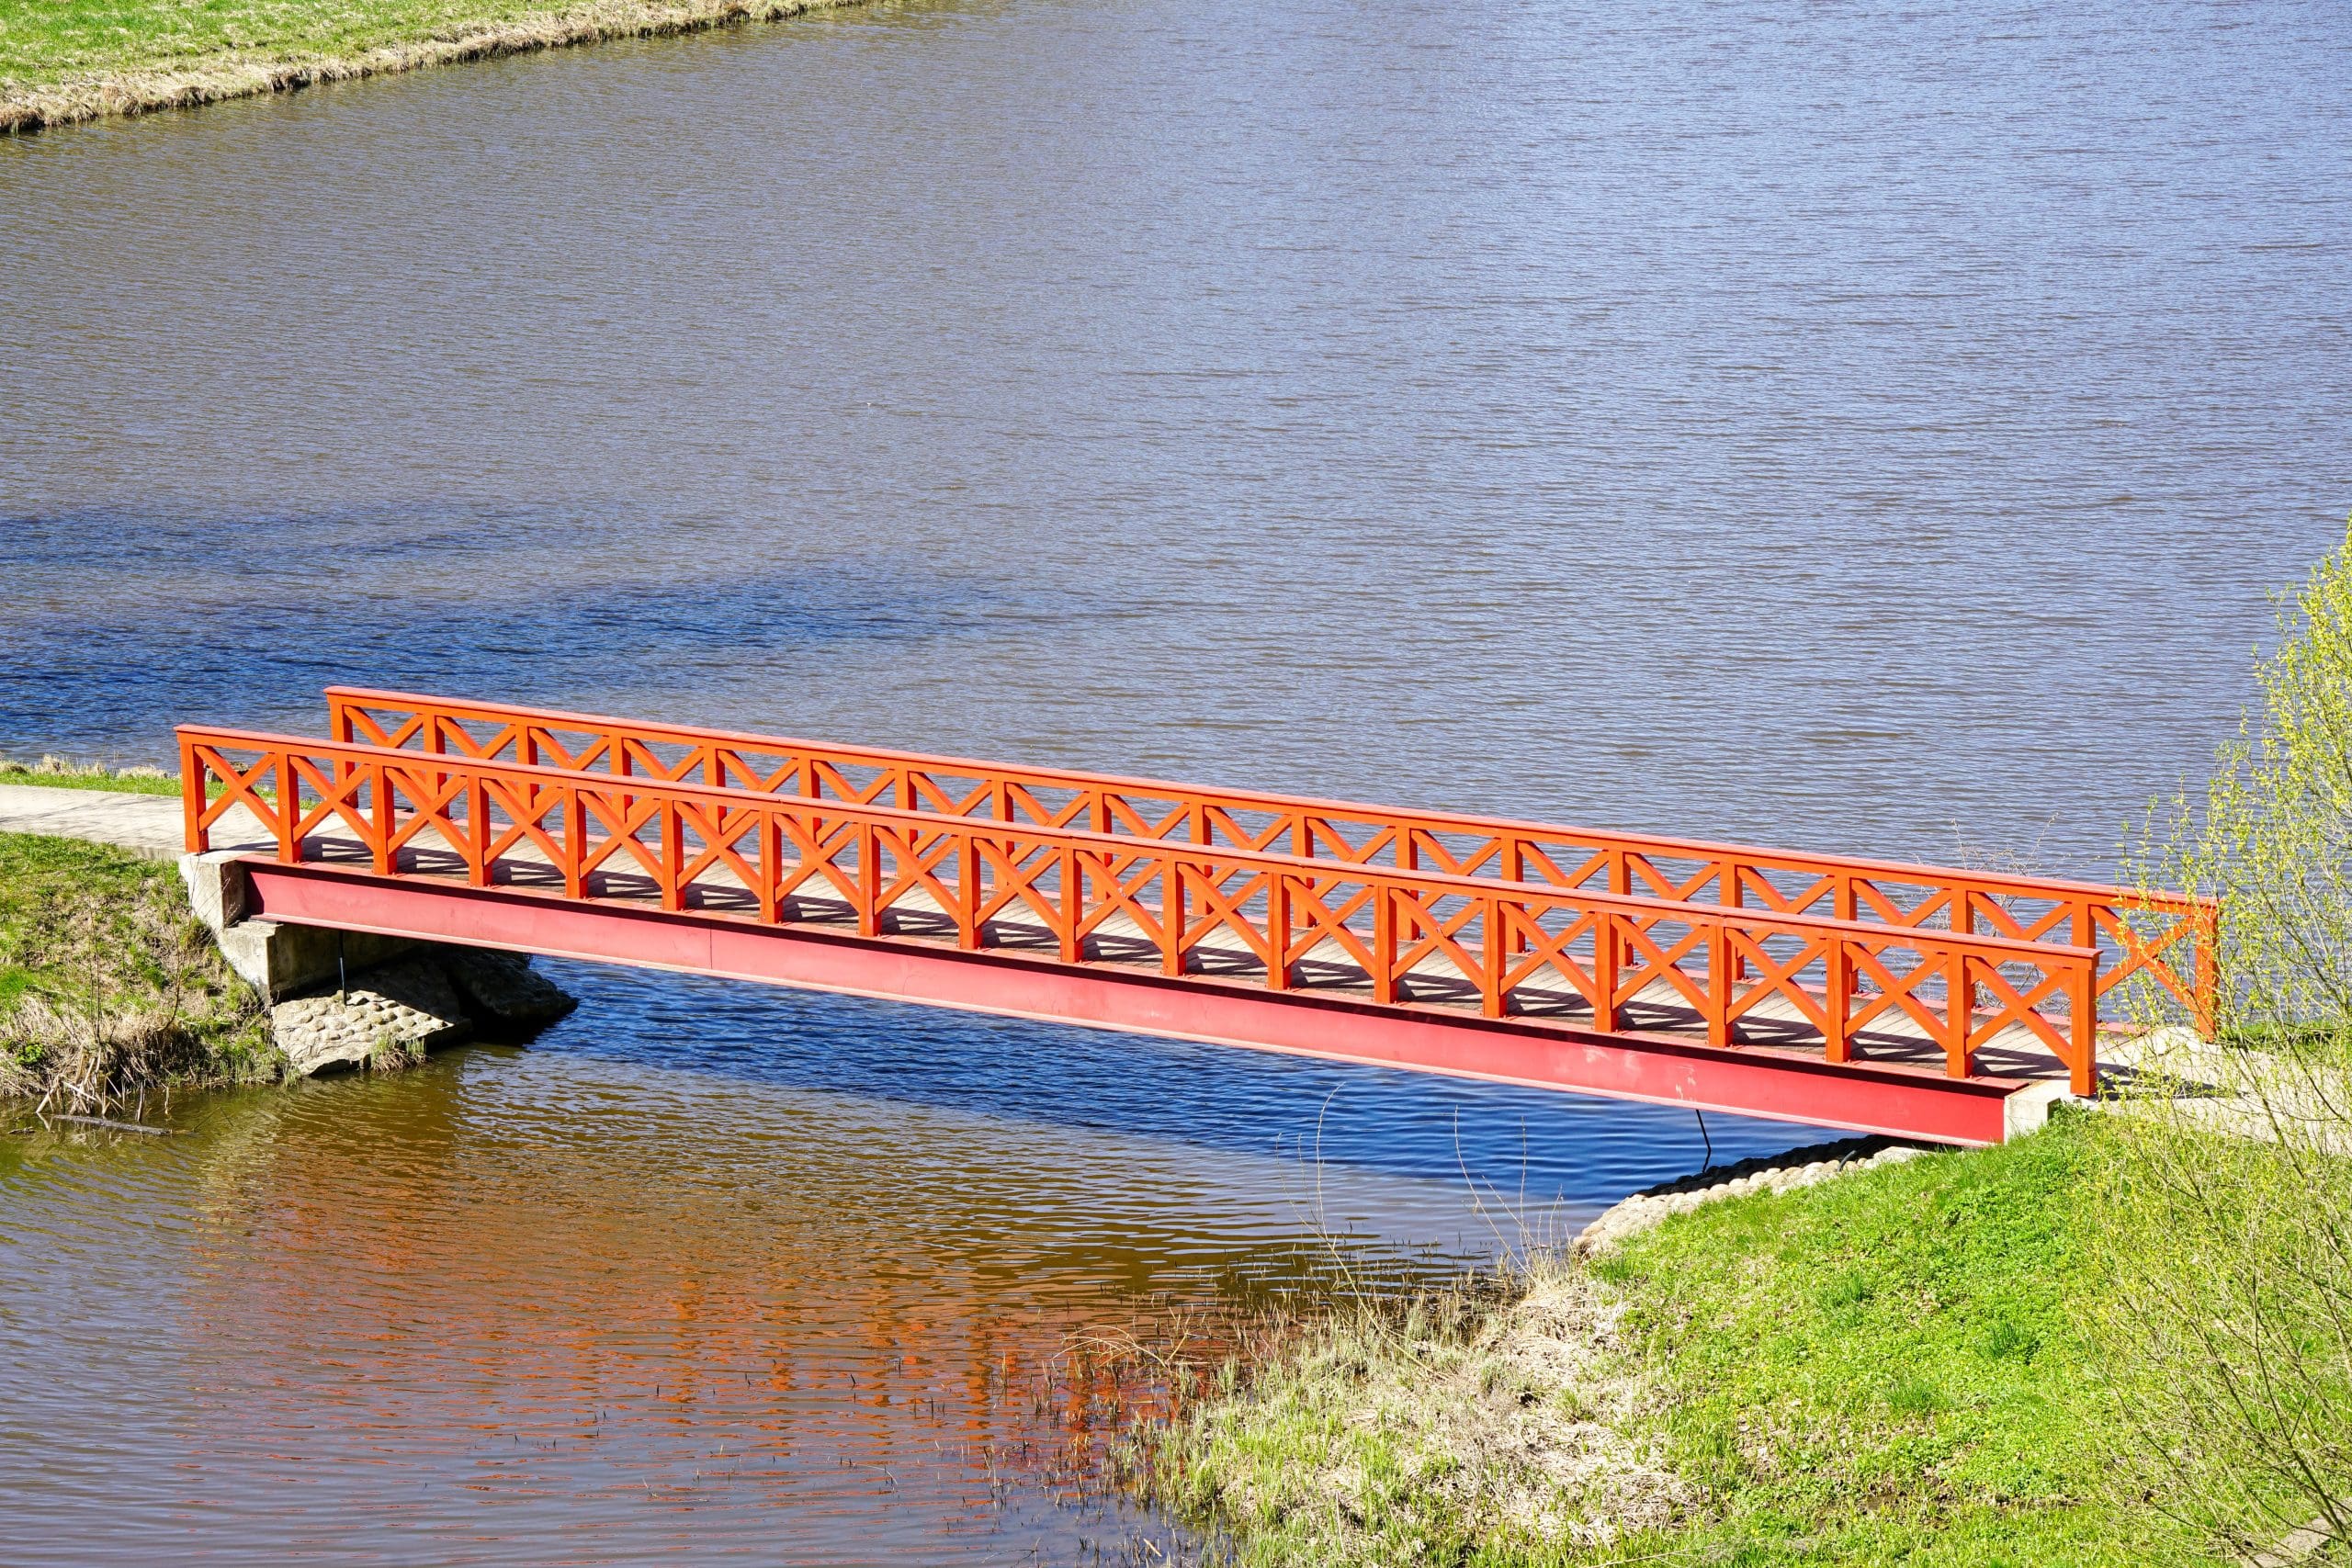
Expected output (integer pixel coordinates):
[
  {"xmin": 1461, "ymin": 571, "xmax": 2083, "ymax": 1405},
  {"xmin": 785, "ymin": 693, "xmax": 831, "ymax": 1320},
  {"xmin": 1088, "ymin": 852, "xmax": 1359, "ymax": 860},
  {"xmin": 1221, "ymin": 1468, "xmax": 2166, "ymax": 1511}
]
[{"xmin": 0, "ymin": 784, "xmax": 185, "ymax": 859}]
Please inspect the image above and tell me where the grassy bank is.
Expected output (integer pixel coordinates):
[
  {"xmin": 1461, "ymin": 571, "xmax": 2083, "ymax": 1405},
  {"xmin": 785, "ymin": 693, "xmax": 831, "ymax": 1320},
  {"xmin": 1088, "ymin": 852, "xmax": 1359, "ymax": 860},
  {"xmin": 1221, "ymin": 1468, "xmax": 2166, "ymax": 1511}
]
[
  {"xmin": 1, "ymin": 0, "xmax": 869, "ymax": 133},
  {"xmin": 1151, "ymin": 1114, "xmax": 2200, "ymax": 1566},
  {"xmin": 0, "ymin": 832, "xmax": 276, "ymax": 1111},
  {"xmin": 0, "ymin": 758, "xmax": 181, "ymax": 795}
]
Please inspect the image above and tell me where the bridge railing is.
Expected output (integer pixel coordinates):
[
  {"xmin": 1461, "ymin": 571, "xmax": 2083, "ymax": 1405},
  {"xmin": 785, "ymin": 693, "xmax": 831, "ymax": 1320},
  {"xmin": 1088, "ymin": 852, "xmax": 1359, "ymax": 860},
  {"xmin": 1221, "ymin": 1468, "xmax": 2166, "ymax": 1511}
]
[
  {"xmin": 181, "ymin": 727, "xmax": 2105, "ymax": 1092},
  {"xmin": 322, "ymin": 686, "xmax": 2215, "ymax": 1035}
]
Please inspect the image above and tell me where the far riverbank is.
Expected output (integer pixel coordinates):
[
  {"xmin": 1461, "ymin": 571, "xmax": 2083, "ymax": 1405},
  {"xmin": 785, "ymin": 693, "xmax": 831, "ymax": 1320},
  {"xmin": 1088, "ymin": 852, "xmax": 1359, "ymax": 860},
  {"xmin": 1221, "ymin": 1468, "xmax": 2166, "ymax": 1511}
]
[{"xmin": 1, "ymin": 0, "xmax": 871, "ymax": 134}]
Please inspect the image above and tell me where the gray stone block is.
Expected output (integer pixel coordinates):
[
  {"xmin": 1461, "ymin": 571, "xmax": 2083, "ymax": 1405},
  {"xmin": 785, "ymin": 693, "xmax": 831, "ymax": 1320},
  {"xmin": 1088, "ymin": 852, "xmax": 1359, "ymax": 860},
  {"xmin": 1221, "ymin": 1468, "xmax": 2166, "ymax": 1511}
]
[
  {"xmin": 177, "ymin": 851, "xmax": 423, "ymax": 1001},
  {"xmin": 269, "ymin": 954, "xmax": 473, "ymax": 1077},
  {"xmin": 440, "ymin": 947, "xmax": 578, "ymax": 1033}
]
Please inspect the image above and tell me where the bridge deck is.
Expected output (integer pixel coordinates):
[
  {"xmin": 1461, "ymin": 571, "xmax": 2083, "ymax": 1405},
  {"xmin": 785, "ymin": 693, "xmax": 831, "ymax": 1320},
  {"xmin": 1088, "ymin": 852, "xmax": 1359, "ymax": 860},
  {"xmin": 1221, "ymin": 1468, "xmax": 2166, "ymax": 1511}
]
[
  {"xmin": 197, "ymin": 799, "xmax": 2093, "ymax": 1094},
  {"xmin": 176, "ymin": 705, "xmax": 2200, "ymax": 1144}
]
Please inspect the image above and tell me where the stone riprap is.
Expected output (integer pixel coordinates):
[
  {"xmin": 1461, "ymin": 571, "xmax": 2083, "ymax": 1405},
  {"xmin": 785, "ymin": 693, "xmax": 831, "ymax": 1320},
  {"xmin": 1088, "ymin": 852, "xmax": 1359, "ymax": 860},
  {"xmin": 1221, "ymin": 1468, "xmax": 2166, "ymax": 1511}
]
[
  {"xmin": 270, "ymin": 954, "xmax": 474, "ymax": 1076},
  {"xmin": 1573, "ymin": 1137, "xmax": 1930, "ymax": 1258},
  {"xmin": 442, "ymin": 946, "xmax": 578, "ymax": 1030},
  {"xmin": 270, "ymin": 947, "xmax": 577, "ymax": 1077}
]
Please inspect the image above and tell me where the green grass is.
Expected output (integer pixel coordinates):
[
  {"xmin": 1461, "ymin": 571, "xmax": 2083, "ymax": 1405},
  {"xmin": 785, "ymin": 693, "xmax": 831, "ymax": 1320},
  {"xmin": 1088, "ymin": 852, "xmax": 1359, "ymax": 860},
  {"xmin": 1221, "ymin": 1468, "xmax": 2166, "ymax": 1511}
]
[
  {"xmin": 0, "ymin": 0, "xmax": 861, "ymax": 96},
  {"xmin": 1594, "ymin": 1114, "xmax": 2182, "ymax": 1565},
  {"xmin": 0, "ymin": 762, "xmax": 180, "ymax": 796},
  {"xmin": 5, "ymin": 0, "xmax": 545, "ymax": 85},
  {"xmin": 0, "ymin": 831, "xmax": 273, "ymax": 1104},
  {"xmin": 1154, "ymin": 1116, "xmax": 2215, "ymax": 1566}
]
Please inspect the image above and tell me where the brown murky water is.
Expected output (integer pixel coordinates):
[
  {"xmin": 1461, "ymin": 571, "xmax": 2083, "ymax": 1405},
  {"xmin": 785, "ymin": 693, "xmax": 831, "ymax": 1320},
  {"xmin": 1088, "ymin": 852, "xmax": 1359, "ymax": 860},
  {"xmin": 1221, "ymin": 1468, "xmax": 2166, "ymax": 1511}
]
[{"xmin": 2, "ymin": 0, "xmax": 2348, "ymax": 1559}]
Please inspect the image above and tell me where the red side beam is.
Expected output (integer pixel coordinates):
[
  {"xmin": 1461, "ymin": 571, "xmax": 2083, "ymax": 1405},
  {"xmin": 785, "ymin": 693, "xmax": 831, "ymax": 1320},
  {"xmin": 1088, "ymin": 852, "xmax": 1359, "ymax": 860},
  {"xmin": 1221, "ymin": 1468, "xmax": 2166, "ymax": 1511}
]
[{"xmin": 242, "ymin": 861, "xmax": 2025, "ymax": 1145}]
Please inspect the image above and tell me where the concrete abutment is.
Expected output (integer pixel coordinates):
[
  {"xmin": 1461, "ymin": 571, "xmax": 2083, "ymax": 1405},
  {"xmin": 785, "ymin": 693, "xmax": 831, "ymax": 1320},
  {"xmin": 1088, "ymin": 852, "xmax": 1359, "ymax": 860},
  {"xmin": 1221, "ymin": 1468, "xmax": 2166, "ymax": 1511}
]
[{"xmin": 179, "ymin": 851, "xmax": 576, "ymax": 1076}]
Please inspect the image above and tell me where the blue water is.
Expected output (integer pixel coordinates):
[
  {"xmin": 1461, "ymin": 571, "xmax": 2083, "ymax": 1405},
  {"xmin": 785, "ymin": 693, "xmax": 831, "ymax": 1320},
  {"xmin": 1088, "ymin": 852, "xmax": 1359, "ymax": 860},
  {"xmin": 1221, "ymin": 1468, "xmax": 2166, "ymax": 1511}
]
[{"xmin": 3, "ymin": 0, "xmax": 2348, "ymax": 1558}]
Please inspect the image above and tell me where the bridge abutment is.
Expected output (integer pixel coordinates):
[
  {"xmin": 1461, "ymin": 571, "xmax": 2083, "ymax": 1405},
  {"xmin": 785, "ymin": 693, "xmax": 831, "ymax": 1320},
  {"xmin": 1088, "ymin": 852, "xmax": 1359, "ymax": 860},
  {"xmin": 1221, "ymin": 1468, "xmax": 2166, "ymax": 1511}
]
[
  {"xmin": 182, "ymin": 851, "xmax": 424, "ymax": 1002},
  {"xmin": 180, "ymin": 850, "xmax": 576, "ymax": 1075}
]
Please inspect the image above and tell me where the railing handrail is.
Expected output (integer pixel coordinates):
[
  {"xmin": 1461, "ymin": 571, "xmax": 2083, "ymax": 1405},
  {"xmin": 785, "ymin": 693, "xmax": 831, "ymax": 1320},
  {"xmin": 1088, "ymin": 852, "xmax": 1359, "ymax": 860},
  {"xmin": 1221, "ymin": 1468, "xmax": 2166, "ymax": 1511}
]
[
  {"xmin": 321, "ymin": 686, "xmax": 2204, "ymax": 913},
  {"xmin": 180, "ymin": 725, "xmax": 2106, "ymax": 1091},
  {"xmin": 179, "ymin": 725, "xmax": 2098, "ymax": 964}
]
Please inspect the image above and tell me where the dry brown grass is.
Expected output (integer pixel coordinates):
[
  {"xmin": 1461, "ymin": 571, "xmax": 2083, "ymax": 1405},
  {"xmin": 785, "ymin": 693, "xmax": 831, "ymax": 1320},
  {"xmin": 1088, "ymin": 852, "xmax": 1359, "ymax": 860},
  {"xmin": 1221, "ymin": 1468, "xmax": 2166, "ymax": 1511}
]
[
  {"xmin": 0, "ymin": 833, "xmax": 273, "ymax": 1112},
  {"xmin": 1142, "ymin": 1256, "xmax": 1684, "ymax": 1565}
]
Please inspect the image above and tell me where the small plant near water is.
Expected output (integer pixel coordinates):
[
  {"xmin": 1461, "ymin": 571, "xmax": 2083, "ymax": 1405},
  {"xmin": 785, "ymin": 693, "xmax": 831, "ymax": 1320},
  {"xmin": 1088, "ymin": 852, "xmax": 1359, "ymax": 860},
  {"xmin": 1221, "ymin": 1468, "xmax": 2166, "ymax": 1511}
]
[{"xmin": 0, "ymin": 832, "xmax": 275, "ymax": 1111}]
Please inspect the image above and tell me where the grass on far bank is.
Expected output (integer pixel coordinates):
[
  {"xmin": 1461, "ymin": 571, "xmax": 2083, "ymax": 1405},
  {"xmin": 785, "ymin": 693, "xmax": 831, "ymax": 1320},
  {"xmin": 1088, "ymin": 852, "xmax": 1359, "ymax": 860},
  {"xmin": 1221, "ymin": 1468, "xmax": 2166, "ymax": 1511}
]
[
  {"xmin": 0, "ymin": 757, "xmax": 181, "ymax": 796},
  {"xmin": 1149, "ymin": 1113, "xmax": 2209, "ymax": 1567},
  {"xmin": 1, "ymin": 0, "xmax": 870, "ymax": 130},
  {"xmin": 0, "ymin": 832, "xmax": 276, "ymax": 1111},
  {"xmin": 4, "ymin": 0, "xmax": 631, "ymax": 87}
]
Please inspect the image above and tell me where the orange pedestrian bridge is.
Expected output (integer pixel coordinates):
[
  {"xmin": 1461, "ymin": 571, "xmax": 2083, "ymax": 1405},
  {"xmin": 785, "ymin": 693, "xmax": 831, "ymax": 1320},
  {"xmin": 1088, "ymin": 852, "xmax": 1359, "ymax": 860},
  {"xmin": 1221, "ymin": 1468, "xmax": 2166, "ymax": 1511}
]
[{"xmin": 175, "ymin": 690, "xmax": 2217, "ymax": 1146}]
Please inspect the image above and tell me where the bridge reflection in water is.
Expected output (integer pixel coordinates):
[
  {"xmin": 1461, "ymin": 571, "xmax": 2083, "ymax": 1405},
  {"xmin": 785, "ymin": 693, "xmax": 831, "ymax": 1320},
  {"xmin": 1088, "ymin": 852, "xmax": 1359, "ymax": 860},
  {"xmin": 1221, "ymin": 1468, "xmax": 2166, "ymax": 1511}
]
[{"xmin": 178, "ymin": 689, "xmax": 2216, "ymax": 1145}]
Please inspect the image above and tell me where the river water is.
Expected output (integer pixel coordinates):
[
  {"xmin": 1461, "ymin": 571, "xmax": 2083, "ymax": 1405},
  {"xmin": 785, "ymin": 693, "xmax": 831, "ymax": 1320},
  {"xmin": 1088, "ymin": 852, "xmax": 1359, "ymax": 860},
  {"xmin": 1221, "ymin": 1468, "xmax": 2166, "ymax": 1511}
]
[{"xmin": 3, "ymin": 0, "xmax": 2349, "ymax": 1560}]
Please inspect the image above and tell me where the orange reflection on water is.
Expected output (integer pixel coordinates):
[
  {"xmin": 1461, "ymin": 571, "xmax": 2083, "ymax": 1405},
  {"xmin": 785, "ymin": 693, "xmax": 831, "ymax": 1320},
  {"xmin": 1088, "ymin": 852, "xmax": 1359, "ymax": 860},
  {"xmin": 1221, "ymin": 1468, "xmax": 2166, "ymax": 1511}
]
[{"xmin": 164, "ymin": 1051, "xmax": 1295, "ymax": 1555}]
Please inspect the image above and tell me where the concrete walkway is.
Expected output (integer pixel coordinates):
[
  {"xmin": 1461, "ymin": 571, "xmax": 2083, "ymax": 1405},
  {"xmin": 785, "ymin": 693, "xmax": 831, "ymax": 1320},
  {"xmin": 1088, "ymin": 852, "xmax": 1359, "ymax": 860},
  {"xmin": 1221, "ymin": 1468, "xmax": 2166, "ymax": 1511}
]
[{"xmin": 0, "ymin": 784, "xmax": 186, "ymax": 859}]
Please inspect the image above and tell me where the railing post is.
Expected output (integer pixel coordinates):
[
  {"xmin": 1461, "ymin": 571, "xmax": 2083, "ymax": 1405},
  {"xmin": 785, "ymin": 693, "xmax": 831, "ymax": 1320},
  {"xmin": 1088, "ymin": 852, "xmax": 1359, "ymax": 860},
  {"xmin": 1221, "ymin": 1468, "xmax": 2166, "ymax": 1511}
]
[
  {"xmin": 179, "ymin": 735, "xmax": 204, "ymax": 852},
  {"xmin": 1058, "ymin": 847, "xmax": 1080, "ymax": 964},
  {"xmin": 1372, "ymin": 884, "xmax": 1396, "ymax": 1004},
  {"xmin": 1480, "ymin": 896, "xmax": 1504, "ymax": 1019},
  {"xmin": 1833, "ymin": 874, "xmax": 1858, "ymax": 1021},
  {"xmin": 958, "ymin": 832, "xmax": 982, "ymax": 950},
  {"xmin": 2194, "ymin": 900, "xmax": 2219, "ymax": 1041},
  {"xmin": 371, "ymin": 759, "xmax": 394, "ymax": 875},
  {"xmin": 662, "ymin": 799, "xmax": 684, "ymax": 914},
  {"xmin": 1163, "ymin": 862, "xmax": 1187, "ymax": 976},
  {"xmin": 2070, "ymin": 954, "xmax": 2098, "ymax": 1098},
  {"xmin": 2071, "ymin": 897, "xmax": 2111, "ymax": 1036},
  {"xmin": 469, "ymin": 773, "xmax": 491, "ymax": 887},
  {"xmin": 1707, "ymin": 918, "xmax": 1731, "ymax": 1047},
  {"xmin": 758, "ymin": 809, "xmax": 781, "ymax": 924},
  {"xmin": 1267, "ymin": 873, "xmax": 1291, "ymax": 991},
  {"xmin": 1825, "ymin": 936, "xmax": 1852, "ymax": 1063},
  {"xmin": 561, "ymin": 784, "xmax": 585, "ymax": 898},
  {"xmin": 1946, "ymin": 946, "xmax": 1971, "ymax": 1077},
  {"xmin": 272, "ymin": 750, "xmax": 297, "ymax": 863},
  {"xmin": 856, "ymin": 821, "xmax": 879, "ymax": 936},
  {"xmin": 1593, "ymin": 908, "xmax": 1618, "ymax": 1032}
]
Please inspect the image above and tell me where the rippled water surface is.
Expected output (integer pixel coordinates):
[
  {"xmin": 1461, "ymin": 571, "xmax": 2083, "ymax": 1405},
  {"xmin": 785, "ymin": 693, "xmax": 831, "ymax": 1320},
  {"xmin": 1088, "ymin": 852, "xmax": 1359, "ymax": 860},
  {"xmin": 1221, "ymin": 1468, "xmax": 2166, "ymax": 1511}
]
[
  {"xmin": 4, "ymin": 0, "xmax": 2350, "ymax": 1559},
  {"xmin": 3, "ymin": 965, "xmax": 1808, "ymax": 1562}
]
